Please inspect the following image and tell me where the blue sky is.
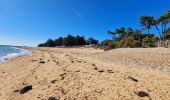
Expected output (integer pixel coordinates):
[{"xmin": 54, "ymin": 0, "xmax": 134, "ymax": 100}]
[{"xmin": 0, "ymin": 0, "xmax": 170, "ymax": 46}]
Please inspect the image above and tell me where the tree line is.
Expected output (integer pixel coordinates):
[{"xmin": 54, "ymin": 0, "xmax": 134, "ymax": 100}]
[
  {"xmin": 38, "ymin": 10, "xmax": 170, "ymax": 49},
  {"xmin": 139, "ymin": 10, "xmax": 170, "ymax": 44},
  {"xmin": 100, "ymin": 10, "xmax": 170, "ymax": 49},
  {"xmin": 38, "ymin": 34, "xmax": 99, "ymax": 47},
  {"xmin": 102, "ymin": 27, "xmax": 158, "ymax": 49}
]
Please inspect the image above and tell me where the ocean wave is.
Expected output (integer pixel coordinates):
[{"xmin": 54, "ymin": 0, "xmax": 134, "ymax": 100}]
[{"xmin": 0, "ymin": 48, "xmax": 32, "ymax": 64}]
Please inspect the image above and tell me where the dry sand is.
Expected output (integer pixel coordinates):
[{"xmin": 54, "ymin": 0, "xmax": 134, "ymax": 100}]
[{"xmin": 0, "ymin": 47, "xmax": 170, "ymax": 100}]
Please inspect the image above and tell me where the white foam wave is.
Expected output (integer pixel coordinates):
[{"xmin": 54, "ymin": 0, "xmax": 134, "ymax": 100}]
[{"xmin": 0, "ymin": 48, "xmax": 32, "ymax": 64}]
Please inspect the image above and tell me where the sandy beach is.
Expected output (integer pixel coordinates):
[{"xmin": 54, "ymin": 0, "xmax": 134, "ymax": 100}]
[{"xmin": 0, "ymin": 47, "xmax": 170, "ymax": 100}]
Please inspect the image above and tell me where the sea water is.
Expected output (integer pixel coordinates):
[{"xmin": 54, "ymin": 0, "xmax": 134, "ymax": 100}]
[{"xmin": 0, "ymin": 45, "xmax": 32, "ymax": 64}]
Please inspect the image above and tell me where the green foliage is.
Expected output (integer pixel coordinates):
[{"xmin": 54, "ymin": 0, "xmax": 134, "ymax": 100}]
[
  {"xmin": 140, "ymin": 16, "xmax": 154, "ymax": 35},
  {"xmin": 62, "ymin": 34, "xmax": 75, "ymax": 46},
  {"xmin": 38, "ymin": 34, "xmax": 98, "ymax": 47},
  {"xmin": 100, "ymin": 41, "xmax": 116, "ymax": 51},
  {"xmin": 101, "ymin": 39, "xmax": 112, "ymax": 46},
  {"xmin": 156, "ymin": 10, "xmax": 170, "ymax": 41},
  {"xmin": 38, "ymin": 43, "xmax": 45, "ymax": 47},
  {"xmin": 104, "ymin": 27, "xmax": 159, "ymax": 49},
  {"xmin": 156, "ymin": 10, "xmax": 170, "ymax": 26},
  {"xmin": 107, "ymin": 10, "xmax": 170, "ymax": 48},
  {"xmin": 165, "ymin": 27, "xmax": 170, "ymax": 40},
  {"xmin": 108, "ymin": 42, "xmax": 116, "ymax": 48},
  {"xmin": 142, "ymin": 35, "xmax": 158, "ymax": 47},
  {"xmin": 87, "ymin": 37, "xmax": 99, "ymax": 45},
  {"xmin": 74, "ymin": 35, "xmax": 86, "ymax": 45},
  {"xmin": 133, "ymin": 40, "xmax": 142, "ymax": 47},
  {"xmin": 38, "ymin": 39, "xmax": 55, "ymax": 47},
  {"xmin": 54, "ymin": 37, "xmax": 63, "ymax": 46}
]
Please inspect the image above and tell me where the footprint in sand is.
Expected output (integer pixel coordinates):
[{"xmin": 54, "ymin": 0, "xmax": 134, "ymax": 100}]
[
  {"xmin": 39, "ymin": 61, "xmax": 46, "ymax": 64},
  {"xmin": 127, "ymin": 76, "xmax": 138, "ymax": 82},
  {"xmin": 48, "ymin": 97, "xmax": 58, "ymax": 100},
  {"xmin": 58, "ymin": 88, "xmax": 66, "ymax": 95},
  {"xmin": 2, "ymin": 71, "xmax": 5, "ymax": 74},
  {"xmin": 107, "ymin": 70, "xmax": 114, "ymax": 73},
  {"xmin": 94, "ymin": 67, "xmax": 98, "ymax": 70},
  {"xmin": 77, "ymin": 60, "xmax": 82, "ymax": 63},
  {"xmin": 71, "ymin": 61, "xmax": 74, "ymax": 63},
  {"xmin": 92, "ymin": 64, "xmax": 98, "ymax": 70},
  {"xmin": 92, "ymin": 64, "xmax": 105, "ymax": 73},
  {"xmin": 31, "ymin": 59, "xmax": 38, "ymax": 62},
  {"xmin": 14, "ymin": 90, "xmax": 20, "ymax": 93},
  {"xmin": 92, "ymin": 64, "xmax": 96, "ymax": 67},
  {"xmin": 98, "ymin": 70, "xmax": 105, "ymax": 73},
  {"xmin": 35, "ymin": 76, "xmax": 38, "ymax": 79},
  {"xmin": 1, "ymin": 70, "xmax": 5, "ymax": 73},
  {"xmin": 60, "ymin": 73, "xmax": 67, "ymax": 80},
  {"xmin": 51, "ymin": 80, "xmax": 57, "ymax": 84},
  {"xmin": 75, "ymin": 70, "xmax": 80, "ymax": 72},
  {"xmin": 53, "ymin": 60, "xmax": 59, "ymax": 65}
]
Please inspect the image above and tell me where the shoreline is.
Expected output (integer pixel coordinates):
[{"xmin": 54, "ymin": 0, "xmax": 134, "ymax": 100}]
[
  {"xmin": 0, "ymin": 47, "xmax": 32, "ymax": 64},
  {"xmin": 0, "ymin": 47, "xmax": 170, "ymax": 100}
]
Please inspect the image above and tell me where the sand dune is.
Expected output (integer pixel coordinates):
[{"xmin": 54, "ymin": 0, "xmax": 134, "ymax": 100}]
[{"xmin": 0, "ymin": 47, "xmax": 170, "ymax": 100}]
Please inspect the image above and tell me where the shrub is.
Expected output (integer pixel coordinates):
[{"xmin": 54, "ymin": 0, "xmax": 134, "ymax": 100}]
[
  {"xmin": 101, "ymin": 40, "xmax": 112, "ymax": 46},
  {"xmin": 142, "ymin": 36, "xmax": 157, "ymax": 47},
  {"xmin": 133, "ymin": 40, "xmax": 142, "ymax": 47},
  {"xmin": 108, "ymin": 42, "xmax": 116, "ymax": 48}
]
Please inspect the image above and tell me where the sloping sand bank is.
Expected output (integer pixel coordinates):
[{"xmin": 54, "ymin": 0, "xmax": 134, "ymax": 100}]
[{"xmin": 0, "ymin": 47, "xmax": 170, "ymax": 100}]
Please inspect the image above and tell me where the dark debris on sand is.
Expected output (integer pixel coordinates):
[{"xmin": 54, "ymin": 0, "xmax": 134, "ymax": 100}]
[
  {"xmin": 39, "ymin": 61, "xmax": 46, "ymax": 64},
  {"xmin": 135, "ymin": 91, "xmax": 149, "ymax": 97},
  {"xmin": 48, "ymin": 97, "xmax": 59, "ymax": 100},
  {"xmin": 19, "ymin": 85, "xmax": 32, "ymax": 94}
]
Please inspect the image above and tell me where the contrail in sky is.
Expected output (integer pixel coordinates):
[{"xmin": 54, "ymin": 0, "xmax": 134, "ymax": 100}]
[{"xmin": 72, "ymin": 8, "xmax": 85, "ymax": 22}]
